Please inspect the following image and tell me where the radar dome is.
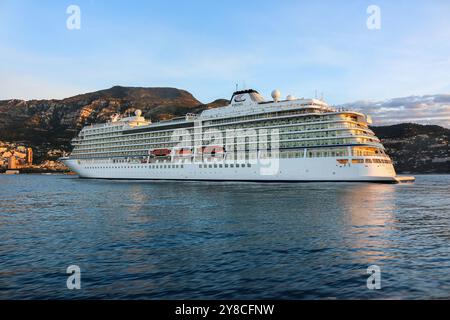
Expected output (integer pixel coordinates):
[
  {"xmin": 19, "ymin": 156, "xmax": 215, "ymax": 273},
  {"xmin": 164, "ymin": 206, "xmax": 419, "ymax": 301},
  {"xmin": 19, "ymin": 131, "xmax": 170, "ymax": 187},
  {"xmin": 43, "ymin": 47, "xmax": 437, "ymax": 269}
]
[
  {"xmin": 134, "ymin": 109, "xmax": 142, "ymax": 117},
  {"xmin": 286, "ymin": 95, "xmax": 296, "ymax": 101},
  {"xmin": 271, "ymin": 89, "xmax": 281, "ymax": 102}
]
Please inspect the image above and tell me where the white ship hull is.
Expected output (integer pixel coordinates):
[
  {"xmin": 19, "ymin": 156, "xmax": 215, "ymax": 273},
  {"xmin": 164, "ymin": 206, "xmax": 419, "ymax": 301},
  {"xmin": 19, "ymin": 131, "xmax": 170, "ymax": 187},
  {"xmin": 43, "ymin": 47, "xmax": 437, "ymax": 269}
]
[{"xmin": 62, "ymin": 157, "xmax": 399, "ymax": 183}]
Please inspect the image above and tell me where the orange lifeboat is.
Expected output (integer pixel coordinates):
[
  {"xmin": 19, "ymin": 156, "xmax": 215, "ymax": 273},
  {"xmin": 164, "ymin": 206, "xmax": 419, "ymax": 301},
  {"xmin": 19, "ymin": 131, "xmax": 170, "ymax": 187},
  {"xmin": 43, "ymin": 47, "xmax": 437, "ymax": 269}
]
[
  {"xmin": 198, "ymin": 146, "xmax": 225, "ymax": 155},
  {"xmin": 176, "ymin": 148, "xmax": 193, "ymax": 156},
  {"xmin": 336, "ymin": 159, "xmax": 349, "ymax": 165},
  {"xmin": 151, "ymin": 148, "xmax": 171, "ymax": 157}
]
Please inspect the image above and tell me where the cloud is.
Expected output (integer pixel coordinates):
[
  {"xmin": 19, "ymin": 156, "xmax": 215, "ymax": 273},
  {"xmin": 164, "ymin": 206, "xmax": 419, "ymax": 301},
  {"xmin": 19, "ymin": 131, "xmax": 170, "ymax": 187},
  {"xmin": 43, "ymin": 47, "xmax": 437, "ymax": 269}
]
[{"xmin": 342, "ymin": 94, "xmax": 450, "ymax": 128}]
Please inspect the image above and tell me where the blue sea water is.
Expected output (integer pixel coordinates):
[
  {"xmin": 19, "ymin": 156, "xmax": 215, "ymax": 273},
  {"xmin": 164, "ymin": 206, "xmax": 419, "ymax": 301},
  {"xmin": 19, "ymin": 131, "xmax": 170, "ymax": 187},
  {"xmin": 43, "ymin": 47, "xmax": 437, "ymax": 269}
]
[{"xmin": 0, "ymin": 174, "xmax": 449, "ymax": 299}]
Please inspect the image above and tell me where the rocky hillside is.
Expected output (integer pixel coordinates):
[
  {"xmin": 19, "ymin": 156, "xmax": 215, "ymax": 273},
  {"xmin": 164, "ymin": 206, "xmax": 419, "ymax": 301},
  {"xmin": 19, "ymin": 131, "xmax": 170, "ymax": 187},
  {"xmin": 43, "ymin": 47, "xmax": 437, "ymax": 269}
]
[
  {"xmin": 0, "ymin": 86, "xmax": 228, "ymax": 162},
  {"xmin": 372, "ymin": 124, "xmax": 450, "ymax": 174}
]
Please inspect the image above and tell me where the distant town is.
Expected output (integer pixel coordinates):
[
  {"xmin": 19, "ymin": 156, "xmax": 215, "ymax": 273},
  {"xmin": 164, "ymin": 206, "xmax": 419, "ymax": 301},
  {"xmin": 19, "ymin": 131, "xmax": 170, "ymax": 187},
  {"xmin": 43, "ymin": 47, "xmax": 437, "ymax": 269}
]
[{"xmin": 0, "ymin": 141, "xmax": 69, "ymax": 174}]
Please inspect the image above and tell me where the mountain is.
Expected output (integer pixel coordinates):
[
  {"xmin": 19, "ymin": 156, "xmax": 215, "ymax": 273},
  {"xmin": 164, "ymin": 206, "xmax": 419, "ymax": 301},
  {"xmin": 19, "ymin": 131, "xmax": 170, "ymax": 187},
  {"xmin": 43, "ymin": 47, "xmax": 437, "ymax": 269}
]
[
  {"xmin": 372, "ymin": 123, "xmax": 450, "ymax": 174},
  {"xmin": 0, "ymin": 86, "xmax": 228, "ymax": 162}
]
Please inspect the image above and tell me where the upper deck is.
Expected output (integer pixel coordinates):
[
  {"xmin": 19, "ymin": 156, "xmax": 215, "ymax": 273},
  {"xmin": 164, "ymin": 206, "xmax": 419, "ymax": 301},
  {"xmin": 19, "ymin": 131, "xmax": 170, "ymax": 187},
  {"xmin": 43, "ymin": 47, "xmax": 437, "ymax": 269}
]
[{"xmin": 201, "ymin": 89, "xmax": 334, "ymax": 120}]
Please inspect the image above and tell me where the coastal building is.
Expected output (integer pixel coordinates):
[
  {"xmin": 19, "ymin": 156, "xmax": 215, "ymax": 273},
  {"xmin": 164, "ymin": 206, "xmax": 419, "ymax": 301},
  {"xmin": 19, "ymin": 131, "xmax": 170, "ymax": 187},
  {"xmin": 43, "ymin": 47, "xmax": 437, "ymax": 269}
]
[
  {"xmin": 2, "ymin": 151, "xmax": 12, "ymax": 158},
  {"xmin": 7, "ymin": 156, "xmax": 17, "ymax": 169},
  {"xmin": 27, "ymin": 148, "xmax": 33, "ymax": 165},
  {"xmin": 0, "ymin": 145, "xmax": 34, "ymax": 170}
]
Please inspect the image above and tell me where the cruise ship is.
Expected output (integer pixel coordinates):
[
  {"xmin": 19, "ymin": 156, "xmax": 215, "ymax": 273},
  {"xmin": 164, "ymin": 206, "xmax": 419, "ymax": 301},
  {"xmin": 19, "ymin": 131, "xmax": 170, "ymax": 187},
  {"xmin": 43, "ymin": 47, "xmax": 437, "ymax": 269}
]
[{"xmin": 61, "ymin": 89, "xmax": 414, "ymax": 183}]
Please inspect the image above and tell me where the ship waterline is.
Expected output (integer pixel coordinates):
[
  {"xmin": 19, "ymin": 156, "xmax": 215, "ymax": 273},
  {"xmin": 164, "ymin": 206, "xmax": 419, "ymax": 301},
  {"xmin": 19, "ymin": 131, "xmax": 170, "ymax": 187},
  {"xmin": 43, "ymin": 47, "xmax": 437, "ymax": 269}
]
[{"xmin": 61, "ymin": 89, "xmax": 413, "ymax": 183}]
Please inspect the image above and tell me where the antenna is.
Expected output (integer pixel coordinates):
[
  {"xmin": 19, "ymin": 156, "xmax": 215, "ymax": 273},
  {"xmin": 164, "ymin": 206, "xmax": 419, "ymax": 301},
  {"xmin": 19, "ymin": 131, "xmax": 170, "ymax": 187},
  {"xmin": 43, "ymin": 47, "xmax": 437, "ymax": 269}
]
[
  {"xmin": 315, "ymin": 90, "xmax": 317, "ymax": 99},
  {"xmin": 235, "ymin": 83, "xmax": 238, "ymax": 91}
]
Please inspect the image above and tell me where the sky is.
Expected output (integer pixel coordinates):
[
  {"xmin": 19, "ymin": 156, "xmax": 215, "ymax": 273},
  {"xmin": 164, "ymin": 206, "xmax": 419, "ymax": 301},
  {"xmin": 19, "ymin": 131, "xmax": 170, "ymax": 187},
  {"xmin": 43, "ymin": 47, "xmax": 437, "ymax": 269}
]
[{"xmin": 1, "ymin": 0, "xmax": 450, "ymax": 117}]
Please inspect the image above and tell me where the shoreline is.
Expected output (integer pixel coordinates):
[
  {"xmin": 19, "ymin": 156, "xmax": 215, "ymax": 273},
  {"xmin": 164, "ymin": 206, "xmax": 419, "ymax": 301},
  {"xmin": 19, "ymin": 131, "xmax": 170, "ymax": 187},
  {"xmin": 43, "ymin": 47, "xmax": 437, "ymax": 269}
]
[{"xmin": 1, "ymin": 169, "xmax": 75, "ymax": 175}]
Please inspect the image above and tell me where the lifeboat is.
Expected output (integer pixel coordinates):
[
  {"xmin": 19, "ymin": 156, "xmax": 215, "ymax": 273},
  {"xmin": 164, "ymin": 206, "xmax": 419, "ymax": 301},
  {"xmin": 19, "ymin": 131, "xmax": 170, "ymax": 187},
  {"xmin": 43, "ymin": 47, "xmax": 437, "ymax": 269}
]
[
  {"xmin": 336, "ymin": 159, "xmax": 349, "ymax": 165},
  {"xmin": 176, "ymin": 148, "xmax": 193, "ymax": 156},
  {"xmin": 150, "ymin": 148, "xmax": 171, "ymax": 157},
  {"xmin": 198, "ymin": 146, "xmax": 225, "ymax": 155}
]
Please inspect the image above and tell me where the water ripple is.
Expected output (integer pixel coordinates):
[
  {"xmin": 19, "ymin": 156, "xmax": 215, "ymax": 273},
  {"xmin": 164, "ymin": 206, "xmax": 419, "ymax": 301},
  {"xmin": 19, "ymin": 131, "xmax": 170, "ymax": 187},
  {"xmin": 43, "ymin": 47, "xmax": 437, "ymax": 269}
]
[{"xmin": 0, "ymin": 174, "xmax": 449, "ymax": 299}]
